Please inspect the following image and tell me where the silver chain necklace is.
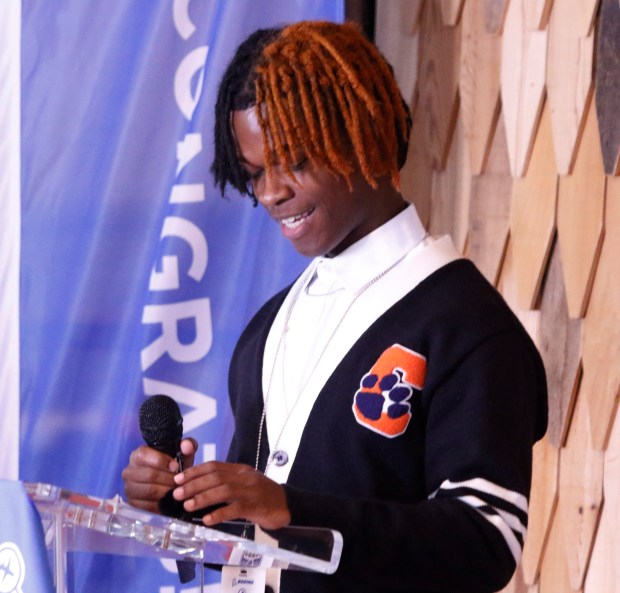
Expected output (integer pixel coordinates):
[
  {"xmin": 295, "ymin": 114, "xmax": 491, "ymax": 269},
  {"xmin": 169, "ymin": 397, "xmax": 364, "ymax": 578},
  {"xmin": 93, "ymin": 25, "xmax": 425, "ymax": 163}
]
[{"xmin": 254, "ymin": 248, "xmax": 411, "ymax": 473}]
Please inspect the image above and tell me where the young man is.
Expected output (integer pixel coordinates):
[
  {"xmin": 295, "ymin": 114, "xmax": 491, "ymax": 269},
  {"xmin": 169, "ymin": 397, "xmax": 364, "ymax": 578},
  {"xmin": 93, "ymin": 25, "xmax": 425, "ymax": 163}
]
[{"xmin": 123, "ymin": 21, "xmax": 547, "ymax": 593}]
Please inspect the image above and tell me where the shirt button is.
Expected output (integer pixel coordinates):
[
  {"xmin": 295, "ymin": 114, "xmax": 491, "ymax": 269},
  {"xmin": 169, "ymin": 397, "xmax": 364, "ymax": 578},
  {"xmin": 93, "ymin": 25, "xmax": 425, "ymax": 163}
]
[{"xmin": 271, "ymin": 450, "xmax": 289, "ymax": 466}]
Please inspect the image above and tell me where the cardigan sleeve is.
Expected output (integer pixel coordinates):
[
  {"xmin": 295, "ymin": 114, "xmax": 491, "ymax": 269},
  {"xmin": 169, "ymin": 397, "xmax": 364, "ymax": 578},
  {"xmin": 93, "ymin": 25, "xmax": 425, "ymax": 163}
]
[{"xmin": 283, "ymin": 329, "xmax": 547, "ymax": 593}]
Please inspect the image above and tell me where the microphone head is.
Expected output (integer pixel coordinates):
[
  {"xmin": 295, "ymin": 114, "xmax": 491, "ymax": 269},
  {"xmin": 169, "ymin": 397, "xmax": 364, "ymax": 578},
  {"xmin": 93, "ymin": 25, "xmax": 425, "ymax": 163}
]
[{"xmin": 139, "ymin": 394, "xmax": 183, "ymax": 457}]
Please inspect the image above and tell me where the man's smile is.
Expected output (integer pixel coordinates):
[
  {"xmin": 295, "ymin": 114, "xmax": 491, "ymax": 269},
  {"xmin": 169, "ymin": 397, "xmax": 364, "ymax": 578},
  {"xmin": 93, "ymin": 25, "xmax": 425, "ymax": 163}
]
[{"xmin": 279, "ymin": 207, "xmax": 316, "ymax": 229}]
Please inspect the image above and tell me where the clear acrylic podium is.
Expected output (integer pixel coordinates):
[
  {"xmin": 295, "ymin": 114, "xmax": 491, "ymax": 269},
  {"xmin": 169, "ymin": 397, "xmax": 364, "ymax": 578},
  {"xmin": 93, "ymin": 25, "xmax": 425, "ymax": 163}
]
[{"xmin": 25, "ymin": 481, "xmax": 342, "ymax": 592}]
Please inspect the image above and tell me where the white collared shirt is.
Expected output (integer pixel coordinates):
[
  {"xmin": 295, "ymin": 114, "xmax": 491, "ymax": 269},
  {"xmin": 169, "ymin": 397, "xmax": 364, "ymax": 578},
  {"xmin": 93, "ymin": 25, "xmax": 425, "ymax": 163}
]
[{"xmin": 261, "ymin": 204, "xmax": 461, "ymax": 483}]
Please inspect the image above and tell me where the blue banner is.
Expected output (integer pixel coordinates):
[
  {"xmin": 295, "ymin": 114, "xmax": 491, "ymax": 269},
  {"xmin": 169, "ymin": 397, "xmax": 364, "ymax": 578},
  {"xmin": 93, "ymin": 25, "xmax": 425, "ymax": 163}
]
[{"xmin": 20, "ymin": 1, "xmax": 343, "ymax": 590}]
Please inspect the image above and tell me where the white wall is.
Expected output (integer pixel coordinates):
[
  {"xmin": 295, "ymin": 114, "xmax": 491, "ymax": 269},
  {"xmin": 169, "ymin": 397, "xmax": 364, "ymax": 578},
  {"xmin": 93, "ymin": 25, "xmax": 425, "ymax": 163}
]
[{"xmin": 0, "ymin": 0, "xmax": 21, "ymax": 479}]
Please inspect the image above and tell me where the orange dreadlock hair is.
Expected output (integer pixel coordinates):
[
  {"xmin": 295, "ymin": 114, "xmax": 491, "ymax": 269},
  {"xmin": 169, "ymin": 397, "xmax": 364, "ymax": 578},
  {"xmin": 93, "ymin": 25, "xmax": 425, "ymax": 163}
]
[{"xmin": 211, "ymin": 20, "xmax": 411, "ymax": 201}]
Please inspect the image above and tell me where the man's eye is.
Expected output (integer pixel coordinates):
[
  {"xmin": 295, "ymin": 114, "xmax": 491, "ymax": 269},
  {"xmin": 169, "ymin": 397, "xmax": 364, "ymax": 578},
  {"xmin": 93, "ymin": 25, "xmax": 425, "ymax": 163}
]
[
  {"xmin": 291, "ymin": 157, "xmax": 308, "ymax": 172},
  {"xmin": 250, "ymin": 169, "xmax": 264, "ymax": 182}
]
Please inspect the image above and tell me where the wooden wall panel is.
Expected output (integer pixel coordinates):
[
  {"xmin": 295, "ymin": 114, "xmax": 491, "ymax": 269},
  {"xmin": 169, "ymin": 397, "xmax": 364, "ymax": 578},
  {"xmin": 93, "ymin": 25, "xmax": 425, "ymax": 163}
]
[
  {"xmin": 417, "ymin": 0, "xmax": 461, "ymax": 169},
  {"xmin": 430, "ymin": 115, "xmax": 471, "ymax": 252},
  {"xmin": 501, "ymin": 0, "xmax": 547, "ymax": 177},
  {"xmin": 595, "ymin": 0, "xmax": 620, "ymax": 175},
  {"xmin": 485, "ymin": 0, "xmax": 509, "ymax": 33},
  {"xmin": 374, "ymin": 1, "xmax": 620, "ymax": 589},
  {"xmin": 524, "ymin": 0, "xmax": 554, "ymax": 29},
  {"xmin": 537, "ymin": 239, "xmax": 581, "ymax": 448},
  {"xmin": 460, "ymin": 0, "xmax": 501, "ymax": 174},
  {"xmin": 556, "ymin": 99, "xmax": 605, "ymax": 319},
  {"xmin": 580, "ymin": 175, "xmax": 620, "ymax": 450},
  {"xmin": 538, "ymin": 515, "xmax": 577, "ymax": 593},
  {"xmin": 557, "ymin": 396, "xmax": 604, "ymax": 590},
  {"xmin": 584, "ymin": 405, "xmax": 620, "ymax": 593},
  {"xmin": 500, "ymin": 567, "xmax": 538, "ymax": 593},
  {"xmin": 467, "ymin": 113, "xmax": 511, "ymax": 284},
  {"xmin": 440, "ymin": 0, "xmax": 465, "ymax": 25},
  {"xmin": 401, "ymin": 103, "xmax": 433, "ymax": 228},
  {"xmin": 546, "ymin": 0, "xmax": 596, "ymax": 174},
  {"xmin": 521, "ymin": 435, "xmax": 559, "ymax": 585},
  {"xmin": 508, "ymin": 102, "xmax": 556, "ymax": 310},
  {"xmin": 374, "ymin": 0, "xmax": 420, "ymax": 105}
]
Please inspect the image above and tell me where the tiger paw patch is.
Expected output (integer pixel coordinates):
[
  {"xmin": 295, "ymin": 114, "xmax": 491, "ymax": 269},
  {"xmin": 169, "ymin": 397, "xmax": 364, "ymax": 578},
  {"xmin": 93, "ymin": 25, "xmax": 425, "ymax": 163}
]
[{"xmin": 352, "ymin": 344, "xmax": 426, "ymax": 438}]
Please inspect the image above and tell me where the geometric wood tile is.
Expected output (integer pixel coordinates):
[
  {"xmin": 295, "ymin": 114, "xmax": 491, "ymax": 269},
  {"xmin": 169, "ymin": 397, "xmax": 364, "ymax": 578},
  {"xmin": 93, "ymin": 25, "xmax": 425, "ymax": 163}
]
[
  {"xmin": 501, "ymin": 0, "xmax": 548, "ymax": 177},
  {"xmin": 417, "ymin": 0, "xmax": 461, "ymax": 169},
  {"xmin": 374, "ymin": 0, "xmax": 420, "ymax": 105},
  {"xmin": 583, "ymin": 405, "xmax": 620, "ymax": 593},
  {"xmin": 524, "ymin": 0, "xmax": 555, "ymax": 29},
  {"xmin": 546, "ymin": 0, "xmax": 596, "ymax": 174},
  {"xmin": 538, "ymin": 239, "xmax": 582, "ymax": 448},
  {"xmin": 401, "ymin": 100, "xmax": 433, "ymax": 229},
  {"xmin": 564, "ymin": 0, "xmax": 600, "ymax": 35},
  {"xmin": 440, "ymin": 0, "xmax": 465, "ymax": 25},
  {"xmin": 467, "ymin": 112, "xmax": 512, "ymax": 285},
  {"xmin": 538, "ymin": 513, "xmax": 578, "ymax": 593},
  {"xmin": 517, "ymin": 309, "xmax": 542, "ymax": 350},
  {"xmin": 509, "ymin": 102, "xmax": 557, "ymax": 310},
  {"xmin": 495, "ymin": 240, "xmax": 543, "ymax": 347},
  {"xmin": 485, "ymin": 0, "xmax": 510, "ymax": 33},
  {"xmin": 556, "ymin": 98, "xmax": 606, "ymax": 319},
  {"xmin": 595, "ymin": 0, "xmax": 620, "ymax": 175},
  {"xmin": 580, "ymin": 175, "xmax": 620, "ymax": 450},
  {"xmin": 558, "ymin": 394, "xmax": 605, "ymax": 591},
  {"xmin": 522, "ymin": 434, "xmax": 560, "ymax": 585},
  {"xmin": 430, "ymin": 115, "xmax": 471, "ymax": 252},
  {"xmin": 403, "ymin": 0, "xmax": 425, "ymax": 34},
  {"xmin": 495, "ymin": 236, "xmax": 519, "ymax": 310},
  {"xmin": 499, "ymin": 566, "xmax": 538, "ymax": 592},
  {"xmin": 460, "ymin": 0, "xmax": 502, "ymax": 174},
  {"xmin": 498, "ymin": 244, "xmax": 545, "ymax": 360}
]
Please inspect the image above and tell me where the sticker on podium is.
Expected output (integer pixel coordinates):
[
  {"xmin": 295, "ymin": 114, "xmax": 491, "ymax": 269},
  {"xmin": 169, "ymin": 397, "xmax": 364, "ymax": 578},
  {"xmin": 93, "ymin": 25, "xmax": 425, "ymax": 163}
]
[
  {"xmin": 221, "ymin": 566, "xmax": 266, "ymax": 593},
  {"xmin": 228, "ymin": 547, "xmax": 273, "ymax": 568}
]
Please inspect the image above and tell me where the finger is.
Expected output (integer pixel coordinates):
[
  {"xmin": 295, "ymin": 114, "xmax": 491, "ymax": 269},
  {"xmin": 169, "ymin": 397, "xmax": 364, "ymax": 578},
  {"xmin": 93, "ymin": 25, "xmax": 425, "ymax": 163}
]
[
  {"xmin": 123, "ymin": 498, "xmax": 162, "ymax": 515},
  {"xmin": 201, "ymin": 500, "xmax": 244, "ymax": 526},
  {"xmin": 180, "ymin": 438, "xmax": 198, "ymax": 465},
  {"xmin": 172, "ymin": 463, "xmax": 254, "ymax": 502},
  {"xmin": 179, "ymin": 481, "xmax": 234, "ymax": 512},
  {"xmin": 175, "ymin": 460, "xmax": 252, "ymax": 484},
  {"xmin": 122, "ymin": 455, "xmax": 178, "ymax": 512},
  {"xmin": 122, "ymin": 469, "xmax": 174, "ymax": 493},
  {"xmin": 123, "ymin": 477, "xmax": 172, "ymax": 506},
  {"xmin": 199, "ymin": 488, "xmax": 291, "ymax": 530},
  {"xmin": 122, "ymin": 460, "xmax": 176, "ymax": 488},
  {"xmin": 129, "ymin": 445, "xmax": 173, "ymax": 470},
  {"xmin": 177, "ymin": 472, "xmax": 287, "ymax": 522}
]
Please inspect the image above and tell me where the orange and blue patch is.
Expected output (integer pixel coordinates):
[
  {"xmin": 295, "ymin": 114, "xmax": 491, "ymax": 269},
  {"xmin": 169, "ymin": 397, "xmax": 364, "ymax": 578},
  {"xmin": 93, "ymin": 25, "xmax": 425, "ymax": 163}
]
[{"xmin": 352, "ymin": 344, "xmax": 427, "ymax": 438}]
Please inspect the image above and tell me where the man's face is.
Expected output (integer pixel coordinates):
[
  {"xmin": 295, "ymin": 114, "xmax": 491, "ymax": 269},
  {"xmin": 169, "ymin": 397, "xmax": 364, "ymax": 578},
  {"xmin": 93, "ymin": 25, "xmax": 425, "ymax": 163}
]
[{"xmin": 232, "ymin": 107, "xmax": 395, "ymax": 258}]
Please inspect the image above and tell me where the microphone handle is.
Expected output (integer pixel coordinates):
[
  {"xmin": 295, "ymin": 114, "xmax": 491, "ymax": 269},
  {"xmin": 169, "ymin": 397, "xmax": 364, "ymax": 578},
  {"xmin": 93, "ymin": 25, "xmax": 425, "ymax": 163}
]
[
  {"xmin": 151, "ymin": 443, "xmax": 196, "ymax": 583},
  {"xmin": 151, "ymin": 443, "xmax": 186, "ymax": 518}
]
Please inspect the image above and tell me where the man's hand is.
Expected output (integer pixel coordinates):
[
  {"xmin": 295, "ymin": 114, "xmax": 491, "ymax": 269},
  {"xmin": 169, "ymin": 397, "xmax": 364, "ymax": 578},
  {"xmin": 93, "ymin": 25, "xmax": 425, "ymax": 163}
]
[
  {"xmin": 121, "ymin": 438, "xmax": 198, "ymax": 513},
  {"xmin": 172, "ymin": 461, "xmax": 291, "ymax": 530}
]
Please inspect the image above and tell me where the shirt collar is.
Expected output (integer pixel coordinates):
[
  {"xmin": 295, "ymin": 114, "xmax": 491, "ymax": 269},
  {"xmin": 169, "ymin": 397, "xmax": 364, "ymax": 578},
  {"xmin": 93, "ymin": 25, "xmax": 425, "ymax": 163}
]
[{"xmin": 306, "ymin": 204, "xmax": 427, "ymax": 295}]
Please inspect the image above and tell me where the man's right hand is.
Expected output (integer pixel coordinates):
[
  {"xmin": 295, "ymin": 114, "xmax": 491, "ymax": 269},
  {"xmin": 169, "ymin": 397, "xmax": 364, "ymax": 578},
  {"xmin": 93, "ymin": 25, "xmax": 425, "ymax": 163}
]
[{"xmin": 121, "ymin": 438, "xmax": 198, "ymax": 513}]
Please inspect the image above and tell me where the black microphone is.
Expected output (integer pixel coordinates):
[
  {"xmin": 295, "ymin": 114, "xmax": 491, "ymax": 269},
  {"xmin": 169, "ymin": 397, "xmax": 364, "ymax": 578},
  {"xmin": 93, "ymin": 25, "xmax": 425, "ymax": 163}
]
[
  {"xmin": 139, "ymin": 394, "xmax": 195, "ymax": 583},
  {"xmin": 139, "ymin": 394, "xmax": 186, "ymax": 517},
  {"xmin": 139, "ymin": 393, "xmax": 183, "ymax": 459}
]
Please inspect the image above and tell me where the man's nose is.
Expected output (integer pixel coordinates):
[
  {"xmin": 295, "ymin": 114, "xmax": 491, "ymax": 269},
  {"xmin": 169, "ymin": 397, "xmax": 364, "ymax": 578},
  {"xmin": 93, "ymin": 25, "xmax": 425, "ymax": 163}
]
[{"xmin": 257, "ymin": 168, "xmax": 294, "ymax": 207}]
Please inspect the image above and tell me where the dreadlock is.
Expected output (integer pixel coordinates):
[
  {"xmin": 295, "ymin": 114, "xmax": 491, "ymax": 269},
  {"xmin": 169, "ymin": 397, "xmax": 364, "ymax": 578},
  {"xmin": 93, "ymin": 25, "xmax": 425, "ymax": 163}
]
[{"xmin": 211, "ymin": 20, "xmax": 411, "ymax": 203}]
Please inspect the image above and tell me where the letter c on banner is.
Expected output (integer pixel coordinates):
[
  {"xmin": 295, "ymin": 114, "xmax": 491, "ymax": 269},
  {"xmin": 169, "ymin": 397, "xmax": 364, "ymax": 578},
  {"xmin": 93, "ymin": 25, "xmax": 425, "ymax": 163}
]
[
  {"xmin": 175, "ymin": 46, "xmax": 208, "ymax": 121},
  {"xmin": 173, "ymin": 0, "xmax": 196, "ymax": 40}
]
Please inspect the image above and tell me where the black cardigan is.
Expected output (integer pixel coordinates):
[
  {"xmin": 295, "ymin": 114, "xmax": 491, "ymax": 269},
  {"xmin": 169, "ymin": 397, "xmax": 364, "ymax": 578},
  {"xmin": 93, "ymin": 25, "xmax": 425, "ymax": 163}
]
[{"xmin": 227, "ymin": 259, "xmax": 548, "ymax": 593}]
